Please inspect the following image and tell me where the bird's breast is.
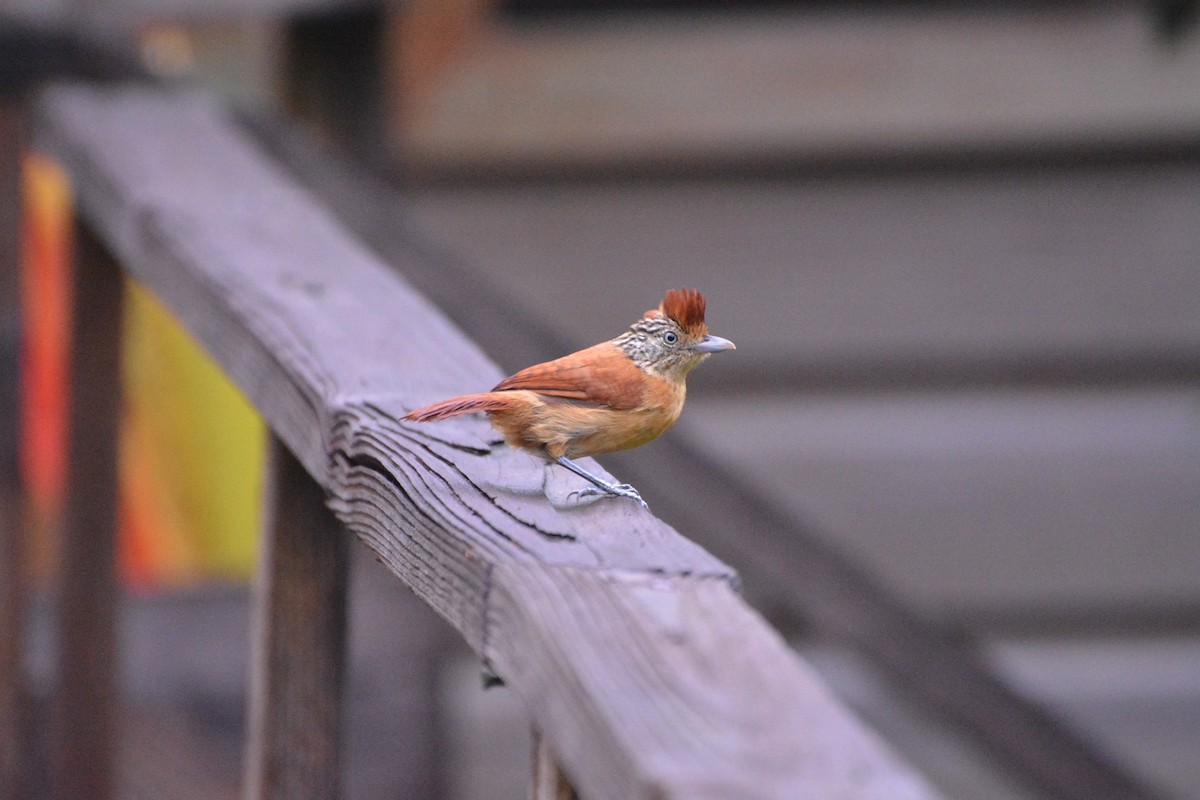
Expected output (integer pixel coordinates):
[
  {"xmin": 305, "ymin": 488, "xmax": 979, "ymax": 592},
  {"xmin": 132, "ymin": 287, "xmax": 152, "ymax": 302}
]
[
  {"xmin": 486, "ymin": 376, "xmax": 687, "ymax": 459},
  {"xmin": 562, "ymin": 375, "xmax": 685, "ymax": 458}
]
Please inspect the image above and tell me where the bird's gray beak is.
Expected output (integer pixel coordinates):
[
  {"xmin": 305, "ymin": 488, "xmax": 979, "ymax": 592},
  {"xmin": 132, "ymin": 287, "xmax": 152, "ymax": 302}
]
[{"xmin": 693, "ymin": 334, "xmax": 736, "ymax": 353}]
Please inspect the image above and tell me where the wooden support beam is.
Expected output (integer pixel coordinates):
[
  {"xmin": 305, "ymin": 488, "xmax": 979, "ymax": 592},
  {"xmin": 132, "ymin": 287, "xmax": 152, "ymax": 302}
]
[
  {"xmin": 531, "ymin": 729, "xmax": 577, "ymax": 800},
  {"xmin": 0, "ymin": 493, "xmax": 26, "ymax": 800},
  {"xmin": 0, "ymin": 99, "xmax": 22, "ymax": 478},
  {"xmin": 54, "ymin": 222, "xmax": 123, "ymax": 800},
  {"xmin": 244, "ymin": 433, "xmax": 349, "ymax": 800},
  {"xmin": 0, "ymin": 95, "xmax": 27, "ymax": 800}
]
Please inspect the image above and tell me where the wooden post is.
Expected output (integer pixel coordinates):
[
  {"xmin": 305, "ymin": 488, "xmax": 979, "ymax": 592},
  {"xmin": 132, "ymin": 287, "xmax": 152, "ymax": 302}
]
[
  {"xmin": 531, "ymin": 730, "xmax": 577, "ymax": 800},
  {"xmin": 0, "ymin": 493, "xmax": 25, "ymax": 800},
  {"xmin": 0, "ymin": 97, "xmax": 23, "ymax": 482},
  {"xmin": 281, "ymin": 8, "xmax": 390, "ymax": 165},
  {"xmin": 54, "ymin": 222, "xmax": 124, "ymax": 800},
  {"xmin": 0, "ymin": 95, "xmax": 27, "ymax": 800},
  {"xmin": 244, "ymin": 433, "xmax": 349, "ymax": 800}
]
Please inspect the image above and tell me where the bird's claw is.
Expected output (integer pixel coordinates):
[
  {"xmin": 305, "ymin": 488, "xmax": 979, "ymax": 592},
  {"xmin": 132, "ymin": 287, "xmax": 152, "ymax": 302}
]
[{"xmin": 569, "ymin": 483, "xmax": 649, "ymax": 510}]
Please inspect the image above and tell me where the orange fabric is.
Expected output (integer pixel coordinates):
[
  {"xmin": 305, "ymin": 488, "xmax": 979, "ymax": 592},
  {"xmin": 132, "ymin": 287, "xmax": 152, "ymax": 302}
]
[
  {"xmin": 19, "ymin": 153, "xmax": 71, "ymax": 574},
  {"xmin": 119, "ymin": 281, "xmax": 265, "ymax": 587},
  {"xmin": 20, "ymin": 152, "xmax": 264, "ymax": 589}
]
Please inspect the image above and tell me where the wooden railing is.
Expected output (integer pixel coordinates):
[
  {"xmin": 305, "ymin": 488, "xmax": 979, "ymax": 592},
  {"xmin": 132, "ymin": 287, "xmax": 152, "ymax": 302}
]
[{"xmin": 2, "ymin": 83, "xmax": 942, "ymax": 800}]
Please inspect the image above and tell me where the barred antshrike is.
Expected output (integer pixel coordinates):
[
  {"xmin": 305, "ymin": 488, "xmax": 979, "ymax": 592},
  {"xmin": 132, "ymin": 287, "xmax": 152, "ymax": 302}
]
[{"xmin": 403, "ymin": 289, "xmax": 734, "ymax": 508}]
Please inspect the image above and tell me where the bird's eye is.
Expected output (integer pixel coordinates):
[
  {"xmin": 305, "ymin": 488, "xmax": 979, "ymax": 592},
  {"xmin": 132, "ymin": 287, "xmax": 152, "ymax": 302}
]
[{"xmin": 663, "ymin": 331, "xmax": 679, "ymax": 345}]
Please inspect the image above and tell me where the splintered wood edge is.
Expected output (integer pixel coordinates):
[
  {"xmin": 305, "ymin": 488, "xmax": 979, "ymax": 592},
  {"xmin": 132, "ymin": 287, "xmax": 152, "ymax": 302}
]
[{"xmin": 33, "ymin": 84, "xmax": 940, "ymax": 800}]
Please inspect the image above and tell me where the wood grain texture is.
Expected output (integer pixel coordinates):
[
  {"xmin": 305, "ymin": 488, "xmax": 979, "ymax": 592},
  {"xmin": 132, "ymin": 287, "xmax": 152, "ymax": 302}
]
[
  {"xmin": 34, "ymin": 85, "xmax": 939, "ymax": 800},
  {"xmin": 245, "ymin": 433, "xmax": 349, "ymax": 800},
  {"xmin": 493, "ymin": 567, "xmax": 933, "ymax": 800},
  {"xmin": 55, "ymin": 222, "xmax": 124, "ymax": 800}
]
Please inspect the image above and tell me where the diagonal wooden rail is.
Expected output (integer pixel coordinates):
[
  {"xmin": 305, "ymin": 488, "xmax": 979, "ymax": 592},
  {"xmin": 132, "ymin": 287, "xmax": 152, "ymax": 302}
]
[{"xmin": 31, "ymin": 84, "xmax": 940, "ymax": 800}]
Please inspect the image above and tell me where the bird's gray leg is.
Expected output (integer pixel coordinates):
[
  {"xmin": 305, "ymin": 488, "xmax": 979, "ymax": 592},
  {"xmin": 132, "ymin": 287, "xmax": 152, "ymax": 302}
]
[{"xmin": 554, "ymin": 456, "xmax": 648, "ymax": 509}]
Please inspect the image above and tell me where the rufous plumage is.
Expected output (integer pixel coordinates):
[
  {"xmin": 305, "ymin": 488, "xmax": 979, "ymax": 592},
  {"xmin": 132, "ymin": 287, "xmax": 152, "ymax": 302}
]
[{"xmin": 403, "ymin": 288, "xmax": 734, "ymax": 508}]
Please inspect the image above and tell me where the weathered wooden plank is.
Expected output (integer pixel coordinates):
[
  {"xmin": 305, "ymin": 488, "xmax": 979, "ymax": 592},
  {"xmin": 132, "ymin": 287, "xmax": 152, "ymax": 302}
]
[
  {"xmin": 244, "ymin": 433, "xmax": 349, "ymax": 800},
  {"xmin": 495, "ymin": 567, "xmax": 933, "ymax": 800},
  {"xmin": 34, "ymin": 85, "xmax": 940, "ymax": 800},
  {"xmin": 55, "ymin": 221, "xmax": 124, "ymax": 800}
]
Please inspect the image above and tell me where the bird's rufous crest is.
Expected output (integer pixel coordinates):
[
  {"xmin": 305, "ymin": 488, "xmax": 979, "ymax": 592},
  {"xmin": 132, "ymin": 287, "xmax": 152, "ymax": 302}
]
[{"xmin": 655, "ymin": 288, "xmax": 708, "ymax": 337}]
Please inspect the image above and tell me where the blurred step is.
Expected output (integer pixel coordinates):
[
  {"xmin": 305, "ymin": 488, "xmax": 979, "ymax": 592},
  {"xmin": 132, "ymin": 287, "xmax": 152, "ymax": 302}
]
[
  {"xmin": 398, "ymin": 4, "xmax": 1200, "ymax": 176},
  {"xmin": 685, "ymin": 386, "xmax": 1200, "ymax": 624},
  {"xmin": 987, "ymin": 636, "xmax": 1200, "ymax": 800},
  {"xmin": 407, "ymin": 159, "xmax": 1200, "ymax": 381}
]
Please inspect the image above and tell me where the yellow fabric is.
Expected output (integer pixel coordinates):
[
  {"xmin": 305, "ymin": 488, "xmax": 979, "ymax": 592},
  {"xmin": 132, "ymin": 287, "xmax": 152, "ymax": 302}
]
[{"xmin": 120, "ymin": 281, "xmax": 265, "ymax": 586}]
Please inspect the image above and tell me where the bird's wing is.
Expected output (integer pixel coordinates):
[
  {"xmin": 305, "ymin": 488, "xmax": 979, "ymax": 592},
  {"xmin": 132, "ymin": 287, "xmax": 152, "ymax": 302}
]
[{"xmin": 492, "ymin": 342, "xmax": 646, "ymax": 411}]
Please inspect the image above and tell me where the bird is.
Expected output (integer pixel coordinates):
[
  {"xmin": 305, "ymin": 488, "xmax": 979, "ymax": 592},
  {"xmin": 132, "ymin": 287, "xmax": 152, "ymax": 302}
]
[{"xmin": 402, "ymin": 288, "xmax": 735, "ymax": 509}]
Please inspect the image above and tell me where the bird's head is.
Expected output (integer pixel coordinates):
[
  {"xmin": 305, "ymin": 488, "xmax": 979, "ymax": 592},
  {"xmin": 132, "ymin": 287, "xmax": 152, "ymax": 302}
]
[{"xmin": 614, "ymin": 288, "xmax": 735, "ymax": 380}]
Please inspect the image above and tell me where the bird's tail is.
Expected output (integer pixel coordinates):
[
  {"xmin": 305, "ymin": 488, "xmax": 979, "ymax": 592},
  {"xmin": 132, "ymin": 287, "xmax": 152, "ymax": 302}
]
[{"xmin": 403, "ymin": 392, "xmax": 517, "ymax": 422}]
